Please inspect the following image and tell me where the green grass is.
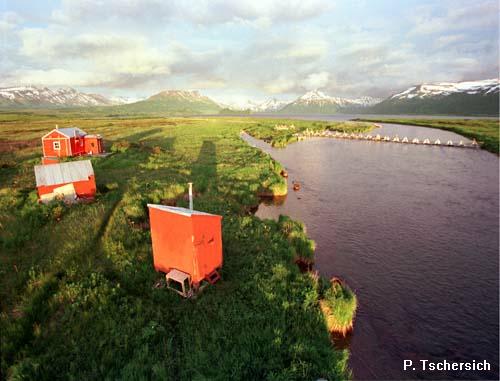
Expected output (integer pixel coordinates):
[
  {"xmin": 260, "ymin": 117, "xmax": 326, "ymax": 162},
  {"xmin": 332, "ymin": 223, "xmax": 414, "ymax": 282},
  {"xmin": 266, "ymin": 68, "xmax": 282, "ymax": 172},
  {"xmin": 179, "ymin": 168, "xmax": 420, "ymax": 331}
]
[
  {"xmin": 355, "ymin": 117, "xmax": 499, "ymax": 154},
  {"xmin": 320, "ymin": 281, "xmax": 358, "ymax": 336},
  {"xmin": 0, "ymin": 112, "xmax": 355, "ymax": 380},
  {"xmin": 278, "ymin": 215, "xmax": 316, "ymax": 263},
  {"xmin": 244, "ymin": 120, "xmax": 375, "ymax": 147}
]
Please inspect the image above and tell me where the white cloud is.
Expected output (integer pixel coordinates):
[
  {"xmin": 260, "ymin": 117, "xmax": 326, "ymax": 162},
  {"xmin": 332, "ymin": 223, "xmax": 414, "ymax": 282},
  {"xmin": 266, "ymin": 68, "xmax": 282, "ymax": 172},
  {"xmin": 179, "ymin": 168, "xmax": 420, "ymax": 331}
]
[
  {"xmin": 190, "ymin": 78, "xmax": 227, "ymax": 89},
  {"xmin": 301, "ymin": 71, "xmax": 330, "ymax": 90},
  {"xmin": 51, "ymin": 0, "xmax": 333, "ymax": 27},
  {"xmin": 261, "ymin": 71, "xmax": 331, "ymax": 94},
  {"xmin": 0, "ymin": 11, "xmax": 22, "ymax": 32},
  {"xmin": 2, "ymin": 0, "xmax": 498, "ymax": 99},
  {"xmin": 16, "ymin": 28, "xmax": 173, "ymax": 87},
  {"xmin": 411, "ymin": 1, "xmax": 498, "ymax": 35},
  {"xmin": 434, "ymin": 34, "xmax": 467, "ymax": 49},
  {"xmin": 8, "ymin": 68, "xmax": 111, "ymax": 87},
  {"xmin": 264, "ymin": 76, "xmax": 298, "ymax": 93}
]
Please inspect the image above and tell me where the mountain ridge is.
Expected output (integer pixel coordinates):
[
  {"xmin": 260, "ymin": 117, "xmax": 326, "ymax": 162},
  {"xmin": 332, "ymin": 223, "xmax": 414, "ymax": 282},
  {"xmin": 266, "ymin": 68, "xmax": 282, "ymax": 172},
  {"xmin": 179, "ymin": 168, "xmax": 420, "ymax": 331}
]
[
  {"xmin": 277, "ymin": 90, "xmax": 381, "ymax": 114},
  {"xmin": 369, "ymin": 78, "xmax": 499, "ymax": 116},
  {"xmin": 0, "ymin": 86, "xmax": 125, "ymax": 108},
  {"xmin": 1, "ymin": 78, "xmax": 498, "ymax": 116},
  {"xmin": 109, "ymin": 89, "xmax": 222, "ymax": 115}
]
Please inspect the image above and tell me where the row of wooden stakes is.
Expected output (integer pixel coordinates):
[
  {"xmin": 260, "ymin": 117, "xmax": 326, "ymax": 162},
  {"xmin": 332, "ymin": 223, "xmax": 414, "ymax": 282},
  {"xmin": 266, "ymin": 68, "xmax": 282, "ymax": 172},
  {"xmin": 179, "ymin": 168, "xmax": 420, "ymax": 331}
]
[{"xmin": 294, "ymin": 130, "xmax": 479, "ymax": 149}]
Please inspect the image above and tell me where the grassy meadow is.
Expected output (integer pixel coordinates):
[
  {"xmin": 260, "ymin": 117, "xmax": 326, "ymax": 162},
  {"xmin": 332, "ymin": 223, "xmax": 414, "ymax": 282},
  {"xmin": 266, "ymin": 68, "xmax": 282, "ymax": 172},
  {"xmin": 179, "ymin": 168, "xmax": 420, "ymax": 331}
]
[
  {"xmin": 0, "ymin": 112, "xmax": 371, "ymax": 380},
  {"xmin": 355, "ymin": 117, "xmax": 499, "ymax": 154}
]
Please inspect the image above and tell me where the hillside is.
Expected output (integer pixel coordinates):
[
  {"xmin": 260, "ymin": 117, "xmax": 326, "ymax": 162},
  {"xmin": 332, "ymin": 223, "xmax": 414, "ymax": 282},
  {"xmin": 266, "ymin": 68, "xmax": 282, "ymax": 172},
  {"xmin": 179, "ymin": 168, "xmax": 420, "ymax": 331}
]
[
  {"xmin": 369, "ymin": 79, "xmax": 500, "ymax": 116},
  {"xmin": 111, "ymin": 90, "xmax": 222, "ymax": 115}
]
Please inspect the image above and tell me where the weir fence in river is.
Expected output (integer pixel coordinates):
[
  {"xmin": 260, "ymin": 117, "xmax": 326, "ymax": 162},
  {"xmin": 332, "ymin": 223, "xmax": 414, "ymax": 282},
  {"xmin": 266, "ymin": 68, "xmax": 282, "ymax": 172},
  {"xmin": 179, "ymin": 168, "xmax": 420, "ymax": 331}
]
[{"xmin": 295, "ymin": 128, "xmax": 480, "ymax": 150}]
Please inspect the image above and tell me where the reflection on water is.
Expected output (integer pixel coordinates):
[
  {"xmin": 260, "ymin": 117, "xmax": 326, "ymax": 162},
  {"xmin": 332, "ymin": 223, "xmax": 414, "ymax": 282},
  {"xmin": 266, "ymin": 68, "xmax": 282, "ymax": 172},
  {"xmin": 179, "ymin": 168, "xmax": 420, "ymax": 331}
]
[
  {"xmin": 331, "ymin": 331, "xmax": 353, "ymax": 351},
  {"xmin": 242, "ymin": 124, "xmax": 499, "ymax": 380}
]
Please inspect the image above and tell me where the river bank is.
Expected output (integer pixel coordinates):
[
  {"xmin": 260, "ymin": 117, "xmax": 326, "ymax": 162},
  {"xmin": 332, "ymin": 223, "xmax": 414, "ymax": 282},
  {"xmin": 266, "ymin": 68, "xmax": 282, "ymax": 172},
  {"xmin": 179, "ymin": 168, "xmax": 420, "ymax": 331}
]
[{"xmin": 243, "ymin": 124, "xmax": 499, "ymax": 380}]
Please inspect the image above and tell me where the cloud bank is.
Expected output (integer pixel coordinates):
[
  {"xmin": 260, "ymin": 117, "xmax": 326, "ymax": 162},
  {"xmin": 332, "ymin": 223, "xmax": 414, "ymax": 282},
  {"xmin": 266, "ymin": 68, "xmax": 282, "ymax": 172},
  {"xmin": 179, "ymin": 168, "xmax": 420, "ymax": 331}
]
[{"xmin": 0, "ymin": 0, "xmax": 498, "ymax": 101}]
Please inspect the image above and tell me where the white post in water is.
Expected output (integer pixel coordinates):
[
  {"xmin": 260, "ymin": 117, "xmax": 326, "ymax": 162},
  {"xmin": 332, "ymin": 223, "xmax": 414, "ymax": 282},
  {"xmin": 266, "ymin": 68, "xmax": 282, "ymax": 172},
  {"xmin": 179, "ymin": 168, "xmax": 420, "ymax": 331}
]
[{"xmin": 188, "ymin": 182, "xmax": 193, "ymax": 210}]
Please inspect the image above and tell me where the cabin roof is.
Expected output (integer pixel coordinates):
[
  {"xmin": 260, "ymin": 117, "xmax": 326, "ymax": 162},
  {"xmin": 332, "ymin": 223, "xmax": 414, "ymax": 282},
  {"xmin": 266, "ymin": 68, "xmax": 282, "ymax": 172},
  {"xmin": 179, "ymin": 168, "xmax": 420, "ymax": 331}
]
[
  {"xmin": 34, "ymin": 160, "xmax": 94, "ymax": 187},
  {"xmin": 43, "ymin": 127, "xmax": 87, "ymax": 139},
  {"xmin": 147, "ymin": 204, "xmax": 220, "ymax": 217},
  {"xmin": 57, "ymin": 127, "xmax": 86, "ymax": 137}
]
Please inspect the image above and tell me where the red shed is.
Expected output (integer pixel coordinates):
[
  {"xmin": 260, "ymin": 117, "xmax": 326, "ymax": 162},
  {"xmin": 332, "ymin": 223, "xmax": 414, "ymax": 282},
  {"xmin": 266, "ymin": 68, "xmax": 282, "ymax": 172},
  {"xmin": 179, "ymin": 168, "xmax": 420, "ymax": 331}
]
[
  {"xmin": 34, "ymin": 160, "xmax": 96, "ymax": 203},
  {"xmin": 84, "ymin": 134, "xmax": 104, "ymax": 155},
  {"xmin": 147, "ymin": 203, "xmax": 223, "ymax": 296},
  {"xmin": 41, "ymin": 127, "xmax": 104, "ymax": 157}
]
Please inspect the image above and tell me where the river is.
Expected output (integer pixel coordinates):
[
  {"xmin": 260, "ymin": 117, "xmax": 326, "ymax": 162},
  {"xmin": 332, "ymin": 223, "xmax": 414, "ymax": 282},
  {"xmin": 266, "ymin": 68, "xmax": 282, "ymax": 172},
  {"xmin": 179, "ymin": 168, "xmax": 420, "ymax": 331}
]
[{"xmin": 241, "ymin": 122, "xmax": 499, "ymax": 380}]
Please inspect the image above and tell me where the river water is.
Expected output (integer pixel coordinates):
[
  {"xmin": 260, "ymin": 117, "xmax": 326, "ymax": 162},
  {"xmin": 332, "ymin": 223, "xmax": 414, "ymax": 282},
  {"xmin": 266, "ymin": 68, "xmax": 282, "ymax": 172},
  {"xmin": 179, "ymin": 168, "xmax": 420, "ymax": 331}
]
[{"xmin": 242, "ymin": 123, "xmax": 499, "ymax": 380}]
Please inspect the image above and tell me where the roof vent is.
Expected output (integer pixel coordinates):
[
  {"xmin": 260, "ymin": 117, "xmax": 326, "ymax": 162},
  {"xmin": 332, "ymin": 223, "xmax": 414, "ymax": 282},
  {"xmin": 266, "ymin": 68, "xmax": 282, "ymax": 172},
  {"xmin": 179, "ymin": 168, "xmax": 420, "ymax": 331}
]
[{"xmin": 188, "ymin": 182, "xmax": 193, "ymax": 210}]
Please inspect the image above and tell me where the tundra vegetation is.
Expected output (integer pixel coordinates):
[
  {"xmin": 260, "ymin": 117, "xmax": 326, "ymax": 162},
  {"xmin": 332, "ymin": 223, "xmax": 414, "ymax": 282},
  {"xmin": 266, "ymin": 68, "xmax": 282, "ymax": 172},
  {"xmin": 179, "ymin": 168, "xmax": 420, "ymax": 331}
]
[
  {"xmin": 355, "ymin": 118, "xmax": 499, "ymax": 154},
  {"xmin": 244, "ymin": 120, "xmax": 374, "ymax": 147},
  {"xmin": 0, "ymin": 112, "xmax": 367, "ymax": 380},
  {"xmin": 319, "ymin": 281, "xmax": 358, "ymax": 337}
]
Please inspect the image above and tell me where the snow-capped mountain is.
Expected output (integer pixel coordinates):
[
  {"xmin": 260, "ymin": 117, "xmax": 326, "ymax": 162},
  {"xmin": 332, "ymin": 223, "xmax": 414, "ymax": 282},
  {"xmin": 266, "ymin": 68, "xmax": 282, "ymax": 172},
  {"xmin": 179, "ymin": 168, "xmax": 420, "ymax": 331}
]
[
  {"xmin": 217, "ymin": 98, "xmax": 288, "ymax": 112},
  {"xmin": 149, "ymin": 90, "xmax": 214, "ymax": 103},
  {"xmin": 391, "ymin": 79, "xmax": 499, "ymax": 100},
  {"xmin": 253, "ymin": 98, "xmax": 288, "ymax": 112},
  {"xmin": 0, "ymin": 86, "xmax": 121, "ymax": 107},
  {"xmin": 279, "ymin": 90, "xmax": 381, "ymax": 114},
  {"xmin": 218, "ymin": 91, "xmax": 381, "ymax": 114},
  {"xmin": 294, "ymin": 90, "xmax": 380, "ymax": 106},
  {"xmin": 370, "ymin": 78, "xmax": 500, "ymax": 116},
  {"xmin": 348, "ymin": 96, "xmax": 383, "ymax": 107},
  {"xmin": 108, "ymin": 95, "xmax": 143, "ymax": 105}
]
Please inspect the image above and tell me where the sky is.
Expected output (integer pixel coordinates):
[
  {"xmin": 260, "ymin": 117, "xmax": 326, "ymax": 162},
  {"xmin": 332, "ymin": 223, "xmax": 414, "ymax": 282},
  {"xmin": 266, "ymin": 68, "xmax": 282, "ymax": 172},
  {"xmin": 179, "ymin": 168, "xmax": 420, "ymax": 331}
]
[{"xmin": 0, "ymin": 0, "xmax": 498, "ymax": 105}]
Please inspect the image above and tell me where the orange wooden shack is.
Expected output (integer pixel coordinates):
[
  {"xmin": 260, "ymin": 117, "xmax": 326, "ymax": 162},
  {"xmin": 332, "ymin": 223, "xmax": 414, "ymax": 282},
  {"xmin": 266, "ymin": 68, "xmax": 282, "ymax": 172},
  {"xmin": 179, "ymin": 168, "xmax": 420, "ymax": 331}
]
[
  {"xmin": 147, "ymin": 203, "xmax": 223, "ymax": 296},
  {"xmin": 34, "ymin": 160, "xmax": 96, "ymax": 203}
]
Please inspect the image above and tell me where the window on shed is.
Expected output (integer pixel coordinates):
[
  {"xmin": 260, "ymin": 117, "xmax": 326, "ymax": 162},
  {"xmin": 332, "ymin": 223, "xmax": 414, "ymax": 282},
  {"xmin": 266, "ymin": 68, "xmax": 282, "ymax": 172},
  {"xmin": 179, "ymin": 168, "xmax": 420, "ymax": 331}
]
[{"xmin": 53, "ymin": 141, "xmax": 61, "ymax": 150}]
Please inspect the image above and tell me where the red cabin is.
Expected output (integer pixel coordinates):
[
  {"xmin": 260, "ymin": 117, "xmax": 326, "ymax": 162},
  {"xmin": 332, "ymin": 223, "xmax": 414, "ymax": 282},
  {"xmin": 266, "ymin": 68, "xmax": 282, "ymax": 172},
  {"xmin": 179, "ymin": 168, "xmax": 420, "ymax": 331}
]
[
  {"xmin": 34, "ymin": 160, "xmax": 96, "ymax": 203},
  {"xmin": 147, "ymin": 204, "xmax": 223, "ymax": 297},
  {"xmin": 41, "ymin": 127, "xmax": 104, "ymax": 158}
]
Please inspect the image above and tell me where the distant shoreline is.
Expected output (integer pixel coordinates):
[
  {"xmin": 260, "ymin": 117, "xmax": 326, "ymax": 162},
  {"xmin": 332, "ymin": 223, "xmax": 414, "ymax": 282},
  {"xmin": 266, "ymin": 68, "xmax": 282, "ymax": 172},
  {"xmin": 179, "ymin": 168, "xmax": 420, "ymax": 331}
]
[{"xmin": 202, "ymin": 113, "xmax": 499, "ymax": 120}]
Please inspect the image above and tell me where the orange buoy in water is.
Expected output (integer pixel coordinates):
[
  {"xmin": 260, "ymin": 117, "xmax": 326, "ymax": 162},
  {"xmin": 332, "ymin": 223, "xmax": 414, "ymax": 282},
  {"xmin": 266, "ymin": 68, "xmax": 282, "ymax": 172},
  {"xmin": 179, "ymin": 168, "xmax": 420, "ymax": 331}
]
[{"xmin": 293, "ymin": 182, "xmax": 301, "ymax": 191}]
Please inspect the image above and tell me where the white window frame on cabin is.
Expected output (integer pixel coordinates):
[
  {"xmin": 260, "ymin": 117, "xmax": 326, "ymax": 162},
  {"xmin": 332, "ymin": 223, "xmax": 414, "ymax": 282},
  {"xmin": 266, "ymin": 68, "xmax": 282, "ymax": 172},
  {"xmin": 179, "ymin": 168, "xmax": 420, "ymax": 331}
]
[{"xmin": 53, "ymin": 141, "xmax": 61, "ymax": 150}]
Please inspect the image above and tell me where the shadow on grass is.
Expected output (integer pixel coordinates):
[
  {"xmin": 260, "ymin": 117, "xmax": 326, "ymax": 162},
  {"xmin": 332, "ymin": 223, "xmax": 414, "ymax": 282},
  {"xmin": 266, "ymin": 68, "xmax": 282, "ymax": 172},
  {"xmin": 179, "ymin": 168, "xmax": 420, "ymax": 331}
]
[
  {"xmin": 124, "ymin": 127, "xmax": 164, "ymax": 143},
  {"xmin": 163, "ymin": 137, "xmax": 176, "ymax": 152},
  {"xmin": 191, "ymin": 140, "xmax": 217, "ymax": 194}
]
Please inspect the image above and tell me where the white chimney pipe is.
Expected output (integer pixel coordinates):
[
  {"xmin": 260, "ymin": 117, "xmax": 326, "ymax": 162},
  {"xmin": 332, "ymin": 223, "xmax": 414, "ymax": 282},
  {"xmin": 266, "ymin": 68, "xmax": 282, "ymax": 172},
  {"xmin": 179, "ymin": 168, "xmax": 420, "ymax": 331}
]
[{"xmin": 188, "ymin": 182, "xmax": 193, "ymax": 210}]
